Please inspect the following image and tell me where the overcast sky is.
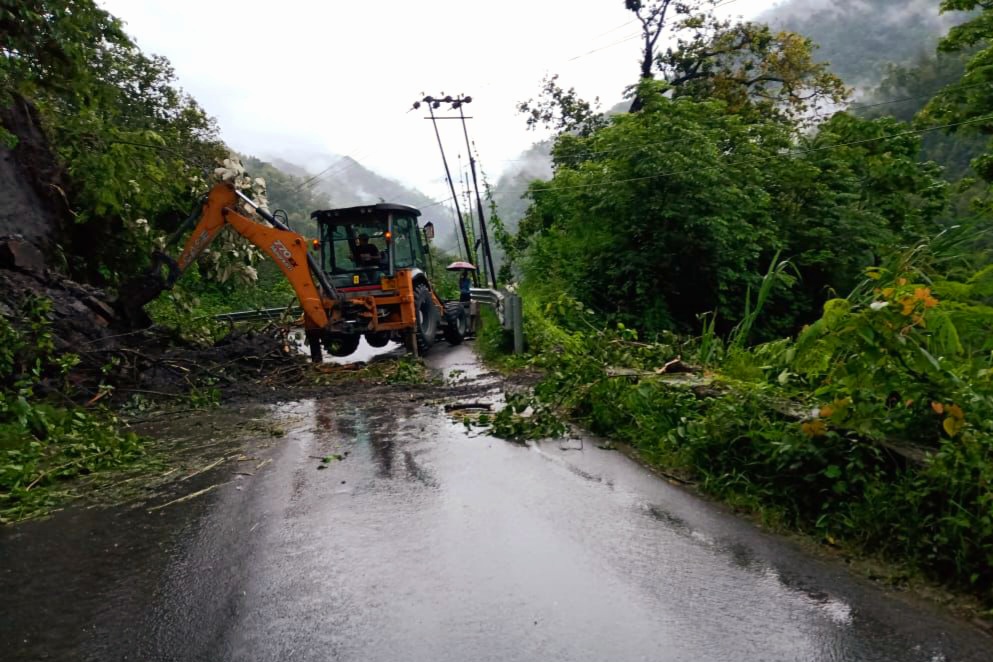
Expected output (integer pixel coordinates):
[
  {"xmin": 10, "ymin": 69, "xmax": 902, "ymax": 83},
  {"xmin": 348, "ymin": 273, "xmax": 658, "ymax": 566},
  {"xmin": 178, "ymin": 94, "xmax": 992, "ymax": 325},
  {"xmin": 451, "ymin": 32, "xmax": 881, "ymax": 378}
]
[{"xmin": 98, "ymin": 0, "xmax": 776, "ymax": 199}]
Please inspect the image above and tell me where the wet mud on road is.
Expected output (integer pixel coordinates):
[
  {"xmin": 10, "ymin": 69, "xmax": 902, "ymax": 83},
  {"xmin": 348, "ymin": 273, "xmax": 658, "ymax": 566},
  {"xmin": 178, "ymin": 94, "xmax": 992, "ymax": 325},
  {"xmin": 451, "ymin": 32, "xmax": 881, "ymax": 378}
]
[{"xmin": 1, "ymin": 344, "xmax": 990, "ymax": 661}]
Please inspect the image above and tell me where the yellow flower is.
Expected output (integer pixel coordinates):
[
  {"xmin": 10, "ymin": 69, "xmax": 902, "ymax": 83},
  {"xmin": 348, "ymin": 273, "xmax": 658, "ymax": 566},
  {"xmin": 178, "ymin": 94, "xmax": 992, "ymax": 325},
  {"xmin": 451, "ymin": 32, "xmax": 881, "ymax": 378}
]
[
  {"xmin": 914, "ymin": 287, "xmax": 939, "ymax": 309},
  {"xmin": 943, "ymin": 417, "xmax": 964, "ymax": 437},
  {"xmin": 900, "ymin": 297, "xmax": 916, "ymax": 316},
  {"xmin": 801, "ymin": 419, "xmax": 828, "ymax": 438}
]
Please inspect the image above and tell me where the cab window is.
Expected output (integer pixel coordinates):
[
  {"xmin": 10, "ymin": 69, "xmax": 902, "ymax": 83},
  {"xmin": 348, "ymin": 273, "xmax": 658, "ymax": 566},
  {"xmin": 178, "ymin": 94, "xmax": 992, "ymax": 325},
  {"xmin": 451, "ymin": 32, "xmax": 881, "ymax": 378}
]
[{"xmin": 393, "ymin": 215, "xmax": 420, "ymax": 269}]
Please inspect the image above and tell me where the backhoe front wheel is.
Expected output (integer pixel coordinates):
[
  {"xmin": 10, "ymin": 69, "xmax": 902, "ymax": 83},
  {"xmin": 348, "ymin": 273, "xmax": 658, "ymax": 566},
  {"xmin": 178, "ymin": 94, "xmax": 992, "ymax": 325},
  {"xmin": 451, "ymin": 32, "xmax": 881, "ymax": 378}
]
[
  {"xmin": 413, "ymin": 283, "xmax": 439, "ymax": 354},
  {"xmin": 326, "ymin": 334, "xmax": 360, "ymax": 357},
  {"xmin": 364, "ymin": 332, "xmax": 391, "ymax": 348}
]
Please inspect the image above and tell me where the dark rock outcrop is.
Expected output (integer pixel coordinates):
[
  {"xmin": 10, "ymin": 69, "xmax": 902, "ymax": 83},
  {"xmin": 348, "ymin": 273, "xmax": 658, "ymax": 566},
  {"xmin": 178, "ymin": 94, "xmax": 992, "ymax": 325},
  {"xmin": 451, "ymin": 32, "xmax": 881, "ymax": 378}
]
[{"xmin": 0, "ymin": 95, "xmax": 73, "ymax": 256}]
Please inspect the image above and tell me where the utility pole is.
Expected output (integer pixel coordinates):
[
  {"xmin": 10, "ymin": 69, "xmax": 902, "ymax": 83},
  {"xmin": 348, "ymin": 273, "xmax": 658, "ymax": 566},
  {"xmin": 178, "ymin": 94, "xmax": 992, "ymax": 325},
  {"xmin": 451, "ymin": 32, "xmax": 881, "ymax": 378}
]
[
  {"xmin": 453, "ymin": 97, "xmax": 498, "ymax": 289},
  {"xmin": 414, "ymin": 95, "xmax": 477, "ymax": 285}
]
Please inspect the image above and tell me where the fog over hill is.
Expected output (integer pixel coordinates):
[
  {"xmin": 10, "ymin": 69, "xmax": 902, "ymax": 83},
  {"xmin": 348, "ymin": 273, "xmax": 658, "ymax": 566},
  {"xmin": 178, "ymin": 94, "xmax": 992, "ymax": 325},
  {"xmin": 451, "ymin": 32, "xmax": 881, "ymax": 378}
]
[
  {"xmin": 489, "ymin": 141, "xmax": 553, "ymax": 237},
  {"xmin": 760, "ymin": 0, "xmax": 964, "ymax": 86},
  {"xmin": 265, "ymin": 154, "xmax": 462, "ymax": 253}
]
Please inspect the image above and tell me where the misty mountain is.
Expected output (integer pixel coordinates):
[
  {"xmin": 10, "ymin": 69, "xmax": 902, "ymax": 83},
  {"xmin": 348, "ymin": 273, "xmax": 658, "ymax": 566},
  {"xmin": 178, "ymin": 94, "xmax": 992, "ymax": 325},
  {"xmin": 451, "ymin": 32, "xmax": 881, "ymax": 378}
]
[
  {"xmin": 760, "ymin": 0, "xmax": 965, "ymax": 87},
  {"xmin": 267, "ymin": 156, "xmax": 431, "ymax": 209},
  {"xmin": 266, "ymin": 154, "xmax": 462, "ymax": 252},
  {"xmin": 490, "ymin": 141, "xmax": 553, "ymax": 237}
]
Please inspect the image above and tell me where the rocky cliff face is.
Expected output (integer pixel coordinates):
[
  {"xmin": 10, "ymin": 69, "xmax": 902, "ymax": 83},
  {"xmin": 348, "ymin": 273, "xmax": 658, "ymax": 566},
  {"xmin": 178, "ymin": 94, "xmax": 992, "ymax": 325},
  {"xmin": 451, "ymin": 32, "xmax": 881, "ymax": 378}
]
[
  {"xmin": 0, "ymin": 96, "xmax": 72, "ymax": 255},
  {"xmin": 0, "ymin": 95, "xmax": 122, "ymax": 348}
]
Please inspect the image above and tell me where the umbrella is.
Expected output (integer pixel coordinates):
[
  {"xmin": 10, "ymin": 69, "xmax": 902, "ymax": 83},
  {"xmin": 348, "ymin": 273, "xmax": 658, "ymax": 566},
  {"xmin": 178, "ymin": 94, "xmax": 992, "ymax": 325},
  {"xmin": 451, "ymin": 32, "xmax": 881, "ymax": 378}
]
[{"xmin": 446, "ymin": 261, "xmax": 476, "ymax": 271}]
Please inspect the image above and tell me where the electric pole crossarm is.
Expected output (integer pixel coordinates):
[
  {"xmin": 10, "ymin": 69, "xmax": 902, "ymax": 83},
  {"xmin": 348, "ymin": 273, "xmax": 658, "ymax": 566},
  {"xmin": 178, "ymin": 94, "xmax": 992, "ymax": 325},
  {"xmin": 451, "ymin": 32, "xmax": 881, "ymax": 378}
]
[{"xmin": 416, "ymin": 96, "xmax": 478, "ymax": 286}]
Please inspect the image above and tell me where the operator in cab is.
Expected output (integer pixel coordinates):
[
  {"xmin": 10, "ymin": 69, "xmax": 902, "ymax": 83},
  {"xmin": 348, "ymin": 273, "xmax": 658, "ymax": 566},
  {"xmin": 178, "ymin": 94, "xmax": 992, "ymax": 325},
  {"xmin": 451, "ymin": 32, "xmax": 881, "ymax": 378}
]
[{"xmin": 355, "ymin": 233, "xmax": 380, "ymax": 267}]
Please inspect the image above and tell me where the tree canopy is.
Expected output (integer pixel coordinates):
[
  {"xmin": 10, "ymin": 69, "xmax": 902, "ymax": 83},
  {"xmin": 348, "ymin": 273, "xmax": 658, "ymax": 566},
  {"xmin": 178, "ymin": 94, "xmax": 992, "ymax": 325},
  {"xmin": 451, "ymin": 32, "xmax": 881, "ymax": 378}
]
[
  {"xmin": 1, "ymin": 0, "xmax": 225, "ymax": 283},
  {"xmin": 923, "ymin": 0, "xmax": 993, "ymax": 182},
  {"xmin": 514, "ymin": 81, "xmax": 947, "ymax": 335}
]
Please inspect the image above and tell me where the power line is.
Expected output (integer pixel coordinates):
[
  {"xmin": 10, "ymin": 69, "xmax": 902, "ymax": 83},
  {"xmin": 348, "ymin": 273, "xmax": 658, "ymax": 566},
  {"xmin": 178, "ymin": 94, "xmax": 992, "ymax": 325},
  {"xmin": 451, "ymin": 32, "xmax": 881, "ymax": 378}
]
[
  {"xmin": 285, "ymin": 9, "xmax": 675, "ymax": 193},
  {"xmin": 292, "ymin": 159, "xmax": 343, "ymax": 192},
  {"xmin": 420, "ymin": 196, "xmax": 456, "ymax": 210},
  {"xmin": 565, "ymin": 0, "xmax": 750, "ymax": 63},
  {"xmin": 298, "ymin": 84, "xmax": 979, "ymax": 212},
  {"xmin": 567, "ymin": 33, "xmax": 641, "ymax": 61},
  {"xmin": 286, "ymin": 1, "xmax": 758, "ymax": 203},
  {"xmin": 291, "ymin": 151, "xmax": 370, "ymax": 193},
  {"xmin": 846, "ymin": 81, "xmax": 990, "ymax": 113},
  {"xmin": 590, "ymin": 19, "xmax": 639, "ymax": 40},
  {"xmin": 516, "ymin": 112, "xmax": 993, "ymax": 196}
]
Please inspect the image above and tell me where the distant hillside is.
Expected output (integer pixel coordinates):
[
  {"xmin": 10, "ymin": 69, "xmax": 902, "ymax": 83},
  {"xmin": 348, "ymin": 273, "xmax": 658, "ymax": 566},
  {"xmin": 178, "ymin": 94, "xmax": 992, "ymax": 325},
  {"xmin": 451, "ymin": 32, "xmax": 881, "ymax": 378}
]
[
  {"xmin": 760, "ymin": 0, "xmax": 963, "ymax": 87},
  {"xmin": 490, "ymin": 141, "xmax": 552, "ymax": 237},
  {"xmin": 267, "ymin": 155, "xmax": 461, "ymax": 252}
]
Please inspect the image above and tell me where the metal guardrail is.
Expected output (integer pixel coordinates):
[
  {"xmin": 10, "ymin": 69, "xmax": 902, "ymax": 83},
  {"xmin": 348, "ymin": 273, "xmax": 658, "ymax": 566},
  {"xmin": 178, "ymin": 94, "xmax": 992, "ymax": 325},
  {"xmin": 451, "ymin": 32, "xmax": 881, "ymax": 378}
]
[
  {"xmin": 213, "ymin": 306, "xmax": 301, "ymax": 323},
  {"xmin": 471, "ymin": 288, "xmax": 523, "ymax": 354},
  {"xmin": 469, "ymin": 288, "xmax": 505, "ymax": 325}
]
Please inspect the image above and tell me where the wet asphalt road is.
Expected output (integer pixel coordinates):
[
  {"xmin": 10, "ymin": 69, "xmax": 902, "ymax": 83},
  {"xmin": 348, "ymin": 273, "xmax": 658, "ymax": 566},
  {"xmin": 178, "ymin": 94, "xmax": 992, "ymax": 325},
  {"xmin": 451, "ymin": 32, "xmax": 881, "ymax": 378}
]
[{"xmin": 2, "ymin": 344, "xmax": 991, "ymax": 661}]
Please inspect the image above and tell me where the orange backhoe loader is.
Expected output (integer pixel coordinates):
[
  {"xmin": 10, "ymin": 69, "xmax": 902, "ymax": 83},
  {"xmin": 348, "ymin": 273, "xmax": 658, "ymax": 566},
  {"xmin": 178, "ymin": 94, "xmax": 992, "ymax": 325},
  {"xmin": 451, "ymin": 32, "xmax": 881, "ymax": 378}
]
[{"xmin": 117, "ymin": 181, "xmax": 469, "ymax": 362}]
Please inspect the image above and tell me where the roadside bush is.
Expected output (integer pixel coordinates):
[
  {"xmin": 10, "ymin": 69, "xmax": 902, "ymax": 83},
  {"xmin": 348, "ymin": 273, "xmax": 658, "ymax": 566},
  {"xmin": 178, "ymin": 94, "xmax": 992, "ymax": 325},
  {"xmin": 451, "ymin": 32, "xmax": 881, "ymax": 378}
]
[
  {"xmin": 0, "ymin": 297, "xmax": 145, "ymax": 522},
  {"xmin": 499, "ymin": 239, "xmax": 993, "ymax": 603}
]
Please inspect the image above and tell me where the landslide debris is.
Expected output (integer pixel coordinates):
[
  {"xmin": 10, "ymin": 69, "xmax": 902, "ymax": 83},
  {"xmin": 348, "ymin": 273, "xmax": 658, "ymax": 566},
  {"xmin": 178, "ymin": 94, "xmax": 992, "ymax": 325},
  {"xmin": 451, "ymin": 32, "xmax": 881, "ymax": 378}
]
[{"xmin": 0, "ymin": 248, "xmax": 305, "ymax": 403}]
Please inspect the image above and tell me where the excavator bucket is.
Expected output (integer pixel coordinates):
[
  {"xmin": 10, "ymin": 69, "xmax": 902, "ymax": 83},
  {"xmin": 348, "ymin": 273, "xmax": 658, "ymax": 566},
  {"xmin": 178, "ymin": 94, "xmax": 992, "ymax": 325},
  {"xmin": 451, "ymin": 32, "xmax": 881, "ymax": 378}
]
[
  {"xmin": 114, "ymin": 252, "xmax": 181, "ymax": 329},
  {"xmin": 112, "ymin": 182, "xmax": 337, "ymax": 333}
]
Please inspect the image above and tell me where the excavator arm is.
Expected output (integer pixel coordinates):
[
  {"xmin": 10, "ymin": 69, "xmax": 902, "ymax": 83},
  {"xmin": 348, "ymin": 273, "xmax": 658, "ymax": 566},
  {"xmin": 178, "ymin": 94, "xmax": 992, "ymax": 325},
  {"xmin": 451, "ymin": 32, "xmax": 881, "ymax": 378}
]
[{"xmin": 116, "ymin": 182, "xmax": 339, "ymax": 330}]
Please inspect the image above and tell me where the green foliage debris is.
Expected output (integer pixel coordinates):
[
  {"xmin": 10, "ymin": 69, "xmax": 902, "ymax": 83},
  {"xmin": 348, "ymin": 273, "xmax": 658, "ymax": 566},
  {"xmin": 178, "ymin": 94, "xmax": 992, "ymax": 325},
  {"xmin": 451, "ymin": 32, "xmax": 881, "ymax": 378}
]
[{"xmin": 0, "ymin": 298, "xmax": 147, "ymax": 523}]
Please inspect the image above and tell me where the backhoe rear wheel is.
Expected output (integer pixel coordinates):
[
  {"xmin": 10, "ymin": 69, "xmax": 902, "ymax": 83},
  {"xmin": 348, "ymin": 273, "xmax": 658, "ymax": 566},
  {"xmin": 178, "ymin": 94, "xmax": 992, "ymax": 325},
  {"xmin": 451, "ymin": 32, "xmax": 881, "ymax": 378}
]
[
  {"xmin": 443, "ymin": 301, "xmax": 468, "ymax": 345},
  {"xmin": 326, "ymin": 334, "xmax": 361, "ymax": 357},
  {"xmin": 413, "ymin": 282, "xmax": 439, "ymax": 354}
]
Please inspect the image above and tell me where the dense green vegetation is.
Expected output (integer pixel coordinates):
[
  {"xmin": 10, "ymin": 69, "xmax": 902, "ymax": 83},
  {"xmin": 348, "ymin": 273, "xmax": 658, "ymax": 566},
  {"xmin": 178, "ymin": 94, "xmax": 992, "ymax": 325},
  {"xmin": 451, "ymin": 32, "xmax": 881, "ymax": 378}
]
[
  {"xmin": 0, "ymin": 0, "xmax": 476, "ymax": 521},
  {"xmin": 510, "ymin": 246, "xmax": 993, "ymax": 601},
  {"xmin": 3, "ymin": 0, "xmax": 992, "ymax": 609},
  {"xmin": 492, "ymin": 0, "xmax": 993, "ymax": 605},
  {"xmin": 511, "ymin": 88, "xmax": 948, "ymax": 337}
]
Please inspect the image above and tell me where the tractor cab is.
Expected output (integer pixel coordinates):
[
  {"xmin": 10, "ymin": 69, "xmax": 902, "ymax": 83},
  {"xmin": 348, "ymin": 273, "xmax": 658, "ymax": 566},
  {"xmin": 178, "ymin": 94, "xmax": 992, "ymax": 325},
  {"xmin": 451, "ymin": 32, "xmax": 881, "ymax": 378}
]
[
  {"xmin": 305, "ymin": 201, "xmax": 464, "ymax": 360},
  {"xmin": 311, "ymin": 203, "xmax": 427, "ymax": 293}
]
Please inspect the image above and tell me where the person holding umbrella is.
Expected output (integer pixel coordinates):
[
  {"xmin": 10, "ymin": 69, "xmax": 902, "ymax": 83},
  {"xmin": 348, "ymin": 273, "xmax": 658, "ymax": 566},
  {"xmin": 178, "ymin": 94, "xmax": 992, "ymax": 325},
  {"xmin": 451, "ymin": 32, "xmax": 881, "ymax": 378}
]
[
  {"xmin": 447, "ymin": 260, "xmax": 477, "ymax": 335},
  {"xmin": 446, "ymin": 260, "xmax": 475, "ymax": 303}
]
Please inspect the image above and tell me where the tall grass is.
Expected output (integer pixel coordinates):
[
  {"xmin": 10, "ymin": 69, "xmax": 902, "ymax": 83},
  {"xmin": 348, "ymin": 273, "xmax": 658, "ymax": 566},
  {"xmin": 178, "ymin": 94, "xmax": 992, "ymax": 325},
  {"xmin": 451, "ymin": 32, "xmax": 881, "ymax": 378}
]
[{"xmin": 729, "ymin": 251, "xmax": 797, "ymax": 350}]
